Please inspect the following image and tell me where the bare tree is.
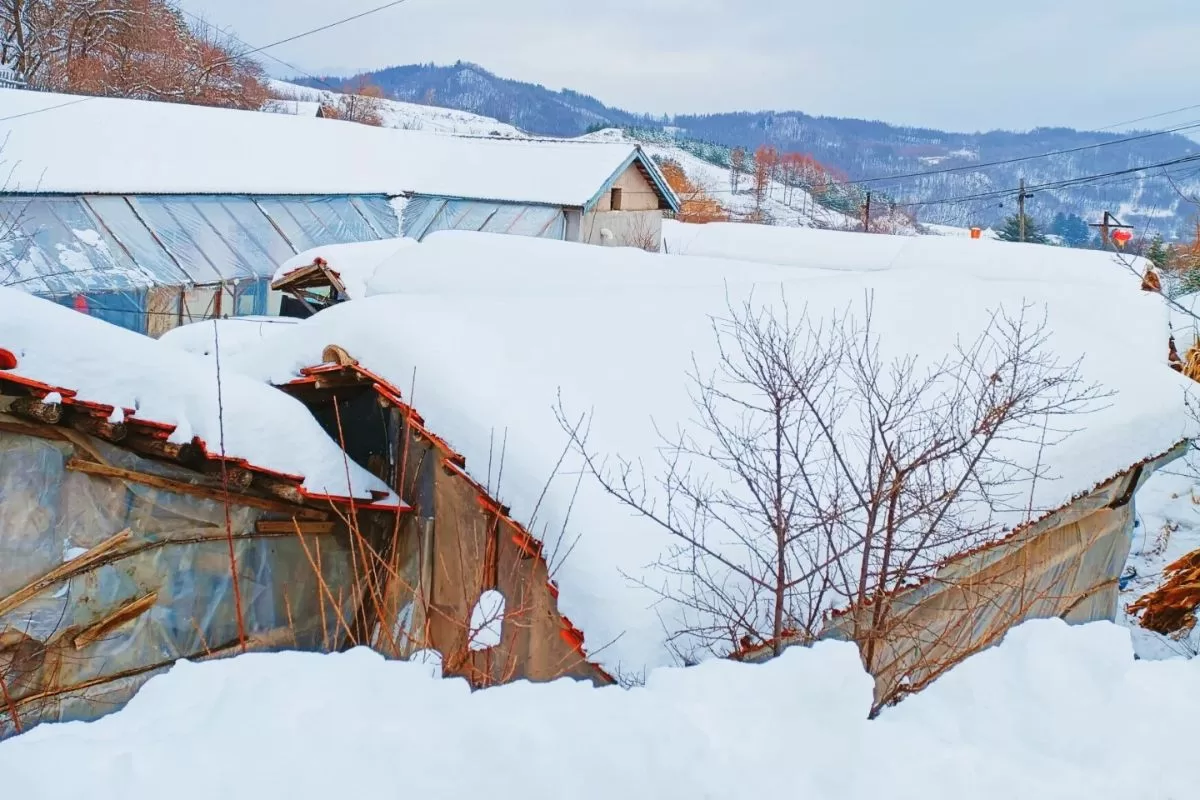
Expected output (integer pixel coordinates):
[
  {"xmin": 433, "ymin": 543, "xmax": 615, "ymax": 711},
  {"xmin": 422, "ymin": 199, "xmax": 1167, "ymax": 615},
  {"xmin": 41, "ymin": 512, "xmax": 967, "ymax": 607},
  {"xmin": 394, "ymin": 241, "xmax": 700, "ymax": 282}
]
[
  {"xmin": 558, "ymin": 293, "xmax": 1104, "ymax": 674},
  {"xmin": 729, "ymin": 147, "xmax": 745, "ymax": 196}
]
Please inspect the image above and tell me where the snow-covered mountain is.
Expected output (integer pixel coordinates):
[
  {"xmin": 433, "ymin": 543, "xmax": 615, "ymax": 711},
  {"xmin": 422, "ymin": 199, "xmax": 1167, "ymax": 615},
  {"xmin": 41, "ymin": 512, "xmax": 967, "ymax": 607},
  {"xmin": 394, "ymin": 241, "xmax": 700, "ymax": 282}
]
[
  {"xmin": 267, "ymin": 81, "xmax": 889, "ymax": 232},
  {"xmin": 294, "ymin": 63, "xmax": 1200, "ymax": 236}
]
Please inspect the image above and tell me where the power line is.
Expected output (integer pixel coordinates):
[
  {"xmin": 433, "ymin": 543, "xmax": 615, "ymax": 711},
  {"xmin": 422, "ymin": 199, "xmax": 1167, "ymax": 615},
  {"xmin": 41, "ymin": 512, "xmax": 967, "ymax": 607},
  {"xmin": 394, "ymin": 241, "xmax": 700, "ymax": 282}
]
[
  {"xmin": 897, "ymin": 153, "xmax": 1200, "ymax": 210},
  {"xmin": 0, "ymin": 97, "xmax": 93, "ymax": 124},
  {"xmin": 233, "ymin": 0, "xmax": 415, "ymax": 58},
  {"xmin": 1098, "ymin": 102, "xmax": 1200, "ymax": 132},
  {"xmin": 842, "ymin": 119, "xmax": 1200, "ymax": 188}
]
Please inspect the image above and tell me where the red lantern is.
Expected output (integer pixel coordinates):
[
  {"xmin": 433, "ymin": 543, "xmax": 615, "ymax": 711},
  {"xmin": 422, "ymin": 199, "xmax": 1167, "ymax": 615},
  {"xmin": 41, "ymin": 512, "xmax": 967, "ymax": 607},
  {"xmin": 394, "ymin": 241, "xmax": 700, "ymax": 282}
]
[{"xmin": 1111, "ymin": 229, "xmax": 1133, "ymax": 248}]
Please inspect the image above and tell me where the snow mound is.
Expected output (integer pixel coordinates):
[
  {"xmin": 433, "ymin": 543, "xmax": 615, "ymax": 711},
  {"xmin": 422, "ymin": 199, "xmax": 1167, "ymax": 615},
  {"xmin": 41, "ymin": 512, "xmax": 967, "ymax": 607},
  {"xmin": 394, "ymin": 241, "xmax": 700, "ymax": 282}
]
[
  {"xmin": 0, "ymin": 287, "xmax": 393, "ymax": 504},
  {"xmin": 1, "ymin": 620, "xmax": 1198, "ymax": 800},
  {"xmin": 223, "ymin": 231, "xmax": 1194, "ymax": 672},
  {"xmin": 158, "ymin": 317, "xmax": 300, "ymax": 359}
]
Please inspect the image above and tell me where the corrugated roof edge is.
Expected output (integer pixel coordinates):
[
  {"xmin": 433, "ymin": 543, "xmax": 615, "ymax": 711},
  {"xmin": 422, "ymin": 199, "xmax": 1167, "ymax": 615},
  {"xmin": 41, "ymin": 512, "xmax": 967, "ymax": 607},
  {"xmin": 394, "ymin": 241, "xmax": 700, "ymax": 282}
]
[{"xmin": 0, "ymin": 362, "xmax": 406, "ymax": 512}]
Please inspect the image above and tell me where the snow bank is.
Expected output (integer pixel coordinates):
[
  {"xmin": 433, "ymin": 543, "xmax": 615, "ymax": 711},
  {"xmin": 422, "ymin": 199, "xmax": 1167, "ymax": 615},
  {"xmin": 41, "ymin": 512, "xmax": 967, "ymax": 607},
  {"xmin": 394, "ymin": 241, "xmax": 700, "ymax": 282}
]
[
  {"xmin": 0, "ymin": 287, "xmax": 393, "ymax": 504},
  {"xmin": 0, "ymin": 88, "xmax": 647, "ymax": 206},
  {"xmin": 223, "ymin": 231, "xmax": 1193, "ymax": 671},
  {"xmin": 1, "ymin": 619, "xmax": 1197, "ymax": 800}
]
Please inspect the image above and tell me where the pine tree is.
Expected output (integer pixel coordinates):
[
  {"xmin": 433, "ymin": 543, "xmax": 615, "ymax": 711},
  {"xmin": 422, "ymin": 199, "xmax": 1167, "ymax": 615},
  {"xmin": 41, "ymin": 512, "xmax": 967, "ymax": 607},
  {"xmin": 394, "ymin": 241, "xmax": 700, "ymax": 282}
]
[
  {"xmin": 1050, "ymin": 212, "xmax": 1090, "ymax": 247},
  {"xmin": 997, "ymin": 213, "xmax": 1047, "ymax": 244},
  {"xmin": 1146, "ymin": 234, "xmax": 1170, "ymax": 270}
]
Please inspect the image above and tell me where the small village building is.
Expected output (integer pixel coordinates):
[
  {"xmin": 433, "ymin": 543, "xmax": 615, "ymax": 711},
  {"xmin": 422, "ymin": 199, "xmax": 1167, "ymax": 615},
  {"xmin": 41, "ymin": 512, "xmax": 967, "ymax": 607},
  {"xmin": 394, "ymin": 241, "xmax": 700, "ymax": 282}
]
[{"xmin": 0, "ymin": 88, "xmax": 678, "ymax": 336}]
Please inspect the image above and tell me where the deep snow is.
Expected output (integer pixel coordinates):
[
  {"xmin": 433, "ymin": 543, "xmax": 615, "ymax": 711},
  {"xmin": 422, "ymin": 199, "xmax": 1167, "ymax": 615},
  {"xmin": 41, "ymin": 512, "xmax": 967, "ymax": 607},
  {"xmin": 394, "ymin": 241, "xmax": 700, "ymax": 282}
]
[
  {"xmin": 0, "ymin": 619, "xmax": 1196, "ymax": 800},
  {"xmin": 221, "ymin": 230, "xmax": 1194, "ymax": 672}
]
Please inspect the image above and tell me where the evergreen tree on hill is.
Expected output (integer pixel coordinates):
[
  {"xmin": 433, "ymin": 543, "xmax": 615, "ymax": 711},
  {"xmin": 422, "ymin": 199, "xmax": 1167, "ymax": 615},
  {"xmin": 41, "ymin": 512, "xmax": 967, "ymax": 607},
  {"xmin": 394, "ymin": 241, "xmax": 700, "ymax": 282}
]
[
  {"xmin": 997, "ymin": 213, "xmax": 1047, "ymax": 244},
  {"xmin": 1051, "ymin": 212, "xmax": 1091, "ymax": 247},
  {"xmin": 1146, "ymin": 234, "xmax": 1170, "ymax": 270}
]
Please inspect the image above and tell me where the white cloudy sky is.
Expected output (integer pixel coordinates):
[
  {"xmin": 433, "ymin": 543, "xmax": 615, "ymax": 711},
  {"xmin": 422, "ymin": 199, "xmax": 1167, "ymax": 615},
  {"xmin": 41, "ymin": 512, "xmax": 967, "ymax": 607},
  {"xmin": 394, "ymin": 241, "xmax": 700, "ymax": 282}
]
[{"xmin": 183, "ymin": 0, "xmax": 1199, "ymax": 132}]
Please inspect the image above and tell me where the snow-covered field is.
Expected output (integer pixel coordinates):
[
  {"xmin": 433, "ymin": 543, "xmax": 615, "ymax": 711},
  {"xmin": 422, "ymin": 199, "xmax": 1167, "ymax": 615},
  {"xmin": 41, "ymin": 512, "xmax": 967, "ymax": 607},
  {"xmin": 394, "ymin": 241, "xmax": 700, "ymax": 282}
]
[{"xmin": 1, "ymin": 618, "xmax": 1197, "ymax": 800}]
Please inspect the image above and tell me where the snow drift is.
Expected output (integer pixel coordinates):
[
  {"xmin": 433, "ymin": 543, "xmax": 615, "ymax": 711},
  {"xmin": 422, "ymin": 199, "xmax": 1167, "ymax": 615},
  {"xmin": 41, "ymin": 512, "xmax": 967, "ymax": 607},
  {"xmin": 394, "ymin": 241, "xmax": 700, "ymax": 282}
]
[{"xmin": 0, "ymin": 619, "xmax": 1196, "ymax": 800}]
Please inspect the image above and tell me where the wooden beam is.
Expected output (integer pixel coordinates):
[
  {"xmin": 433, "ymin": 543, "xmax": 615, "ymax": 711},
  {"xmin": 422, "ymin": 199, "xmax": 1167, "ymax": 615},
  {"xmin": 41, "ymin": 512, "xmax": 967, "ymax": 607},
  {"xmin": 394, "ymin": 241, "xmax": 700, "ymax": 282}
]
[
  {"xmin": 70, "ymin": 415, "xmax": 128, "ymax": 444},
  {"xmin": 0, "ymin": 529, "xmax": 132, "ymax": 619},
  {"xmin": 123, "ymin": 433, "xmax": 203, "ymax": 466},
  {"xmin": 0, "ymin": 418, "xmax": 67, "ymax": 442},
  {"xmin": 73, "ymin": 592, "xmax": 159, "ymax": 650},
  {"xmin": 65, "ymin": 458, "xmax": 327, "ymax": 519},
  {"xmin": 255, "ymin": 520, "xmax": 338, "ymax": 535}
]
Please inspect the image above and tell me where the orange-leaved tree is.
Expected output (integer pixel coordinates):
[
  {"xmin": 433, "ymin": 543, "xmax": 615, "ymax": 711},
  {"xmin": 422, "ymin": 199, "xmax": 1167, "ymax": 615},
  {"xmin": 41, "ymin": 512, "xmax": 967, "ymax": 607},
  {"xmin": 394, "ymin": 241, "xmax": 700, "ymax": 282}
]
[{"xmin": 658, "ymin": 158, "xmax": 728, "ymax": 224}]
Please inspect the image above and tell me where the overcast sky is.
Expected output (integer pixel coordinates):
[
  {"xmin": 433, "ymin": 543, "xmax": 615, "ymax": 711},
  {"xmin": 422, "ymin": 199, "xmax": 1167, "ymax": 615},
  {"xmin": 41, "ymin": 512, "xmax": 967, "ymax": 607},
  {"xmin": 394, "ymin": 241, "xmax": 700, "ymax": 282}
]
[{"xmin": 183, "ymin": 0, "xmax": 1199, "ymax": 133}]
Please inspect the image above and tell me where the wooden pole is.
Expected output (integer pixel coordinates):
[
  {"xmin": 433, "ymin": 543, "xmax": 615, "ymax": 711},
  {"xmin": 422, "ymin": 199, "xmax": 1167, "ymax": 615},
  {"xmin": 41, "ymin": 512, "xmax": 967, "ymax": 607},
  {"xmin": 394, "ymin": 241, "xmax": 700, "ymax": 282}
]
[
  {"xmin": 1018, "ymin": 179, "xmax": 1027, "ymax": 242},
  {"xmin": 863, "ymin": 191, "xmax": 872, "ymax": 233}
]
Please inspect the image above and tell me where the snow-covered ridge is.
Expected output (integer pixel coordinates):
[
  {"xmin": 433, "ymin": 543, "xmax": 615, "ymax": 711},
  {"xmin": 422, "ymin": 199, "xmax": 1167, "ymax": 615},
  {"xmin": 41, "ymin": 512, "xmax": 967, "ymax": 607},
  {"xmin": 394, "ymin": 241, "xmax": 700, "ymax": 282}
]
[{"xmin": 266, "ymin": 80, "xmax": 526, "ymax": 138}]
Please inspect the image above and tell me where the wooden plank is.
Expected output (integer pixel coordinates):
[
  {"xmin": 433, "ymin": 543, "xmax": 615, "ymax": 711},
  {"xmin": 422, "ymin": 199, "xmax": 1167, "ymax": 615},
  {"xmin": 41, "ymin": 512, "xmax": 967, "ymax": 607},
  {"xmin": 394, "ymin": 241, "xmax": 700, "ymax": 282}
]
[
  {"xmin": 0, "ymin": 419, "xmax": 67, "ymax": 442},
  {"xmin": 73, "ymin": 592, "xmax": 159, "ymax": 650},
  {"xmin": 0, "ymin": 529, "xmax": 132, "ymax": 618},
  {"xmin": 255, "ymin": 520, "xmax": 338, "ymax": 535},
  {"xmin": 65, "ymin": 458, "xmax": 327, "ymax": 520}
]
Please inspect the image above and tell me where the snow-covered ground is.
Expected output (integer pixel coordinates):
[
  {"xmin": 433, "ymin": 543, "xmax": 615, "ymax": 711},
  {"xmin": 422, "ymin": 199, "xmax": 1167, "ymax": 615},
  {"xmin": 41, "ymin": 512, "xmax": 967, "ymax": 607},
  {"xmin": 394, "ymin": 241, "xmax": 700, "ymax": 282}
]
[{"xmin": 2, "ymin": 618, "xmax": 1198, "ymax": 800}]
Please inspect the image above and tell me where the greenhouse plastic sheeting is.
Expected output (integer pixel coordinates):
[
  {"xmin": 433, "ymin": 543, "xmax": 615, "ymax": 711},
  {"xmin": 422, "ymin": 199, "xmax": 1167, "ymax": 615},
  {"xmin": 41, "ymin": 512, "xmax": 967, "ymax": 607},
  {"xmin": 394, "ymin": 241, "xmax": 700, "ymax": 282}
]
[
  {"xmin": 0, "ymin": 197, "xmax": 171, "ymax": 296},
  {"xmin": 0, "ymin": 428, "xmax": 358, "ymax": 740},
  {"xmin": 1, "ymin": 194, "xmax": 400, "ymax": 300},
  {"xmin": 401, "ymin": 197, "xmax": 566, "ymax": 241}
]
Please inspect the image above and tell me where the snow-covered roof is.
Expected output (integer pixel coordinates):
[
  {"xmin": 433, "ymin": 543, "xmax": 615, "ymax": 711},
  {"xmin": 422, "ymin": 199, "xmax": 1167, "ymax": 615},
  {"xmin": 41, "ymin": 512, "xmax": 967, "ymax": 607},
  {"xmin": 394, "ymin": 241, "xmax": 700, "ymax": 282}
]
[
  {"xmin": 662, "ymin": 220, "xmax": 1153, "ymax": 279},
  {"xmin": 158, "ymin": 316, "xmax": 301, "ymax": 359},
  {"xmin": 223, "ymin": 230, "xmax": 1193, "ymax": 672},
  {"xmin": 0, "ymin": 287, "xmax": 396, "ymax": 506},
  {"xmin": 0, "ymin": 89, "xmax": 672, "ymax": 209}
]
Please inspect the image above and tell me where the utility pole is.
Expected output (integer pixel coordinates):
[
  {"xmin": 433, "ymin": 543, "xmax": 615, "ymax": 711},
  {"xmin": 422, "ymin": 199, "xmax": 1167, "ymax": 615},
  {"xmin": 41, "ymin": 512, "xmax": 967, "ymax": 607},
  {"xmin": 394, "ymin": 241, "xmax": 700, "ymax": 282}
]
[
  {"xmin": 1088, "ymin": 211, "xmax": 1135, "ymax": 251},
  {"xmin": 863, "ymin": 191, "xmax": 871, "ymax": 233},
  {"xmin": 1016, "ymin": 179, "xmax": 1034, "ymax": 242}
]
